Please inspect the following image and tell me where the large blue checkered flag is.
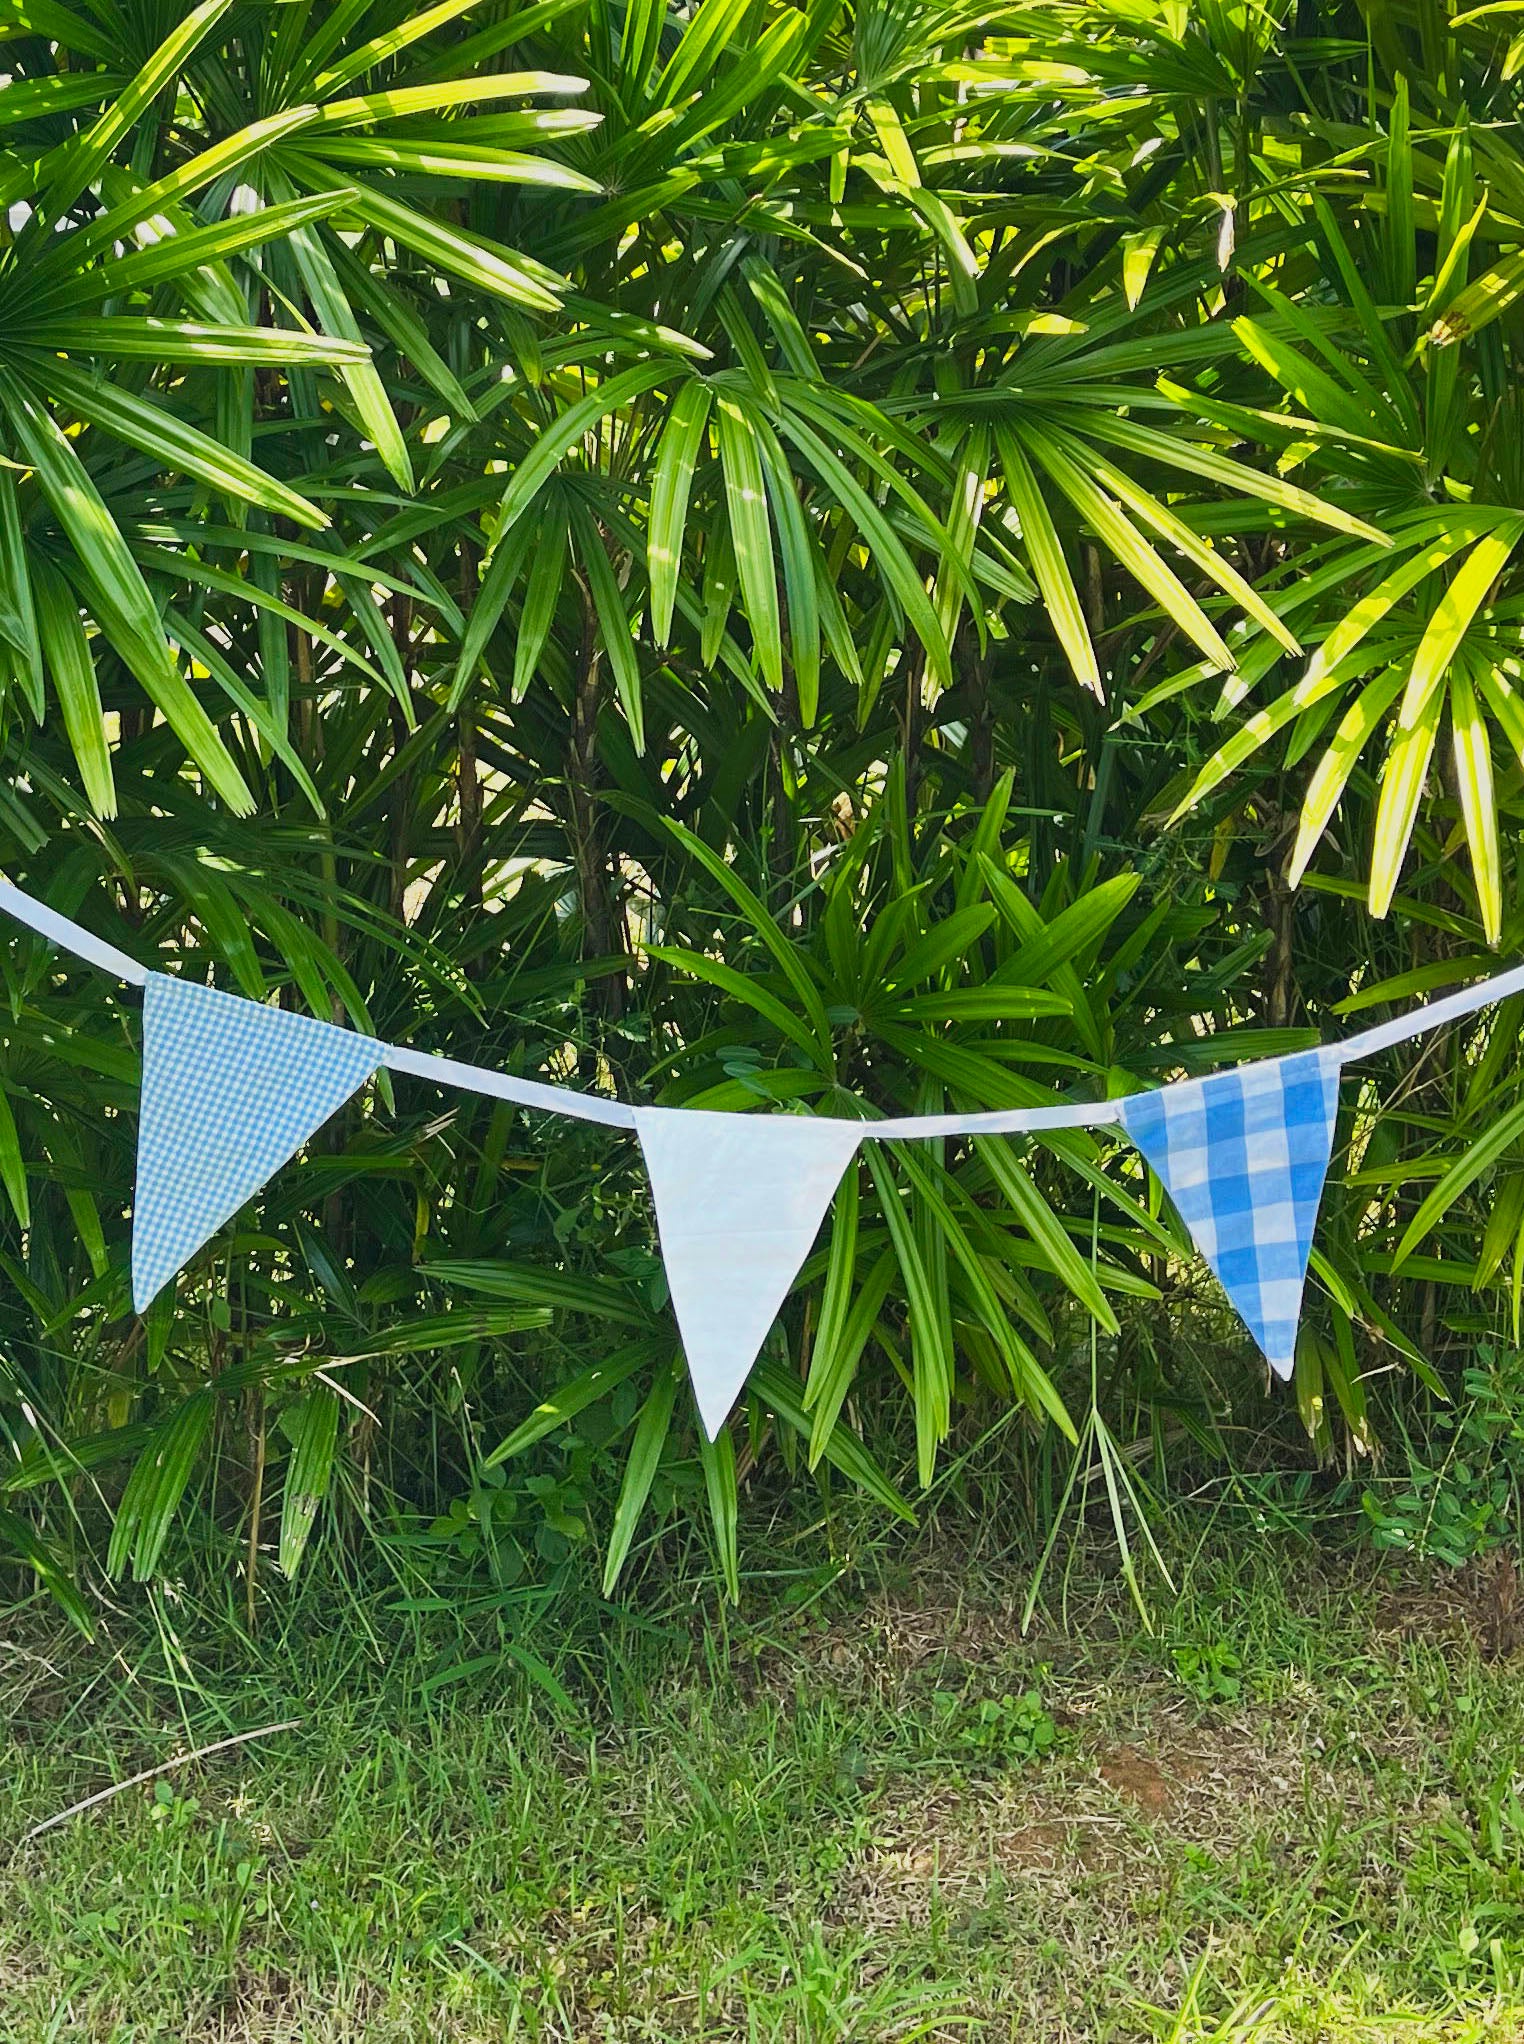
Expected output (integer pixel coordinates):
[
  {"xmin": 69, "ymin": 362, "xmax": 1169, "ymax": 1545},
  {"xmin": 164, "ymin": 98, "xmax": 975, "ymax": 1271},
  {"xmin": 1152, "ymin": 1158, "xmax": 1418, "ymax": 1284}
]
[
  {"xmin": 133, "ymin": 974, "xmax": 385, "ymax": 1311},
  {"xmin": 1117, "ymin": 1049, "xmax": 1341, "ymax": 1379}
]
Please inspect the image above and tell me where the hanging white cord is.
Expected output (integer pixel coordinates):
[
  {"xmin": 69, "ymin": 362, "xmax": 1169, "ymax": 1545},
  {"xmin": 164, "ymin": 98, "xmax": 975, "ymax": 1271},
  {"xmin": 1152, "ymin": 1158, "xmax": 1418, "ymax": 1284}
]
[
  {"xmin": 870, "ymin": 1098, "xmax": 1123, "ymax": 1136},
  {"xmin": 381, "ymin": 1043, "xmax": 637, "ymax": 1130},
  {"xmin": 1, "ymin": 878, "xmax": 1519, "ymax": 1136},
  {"xmin": 0, "ymin": 882, "xmax": 149, "ymax": 987},
  {"xmin": 1328, "ymin": 957, "xmax": 1524, "ymax": 1062}
]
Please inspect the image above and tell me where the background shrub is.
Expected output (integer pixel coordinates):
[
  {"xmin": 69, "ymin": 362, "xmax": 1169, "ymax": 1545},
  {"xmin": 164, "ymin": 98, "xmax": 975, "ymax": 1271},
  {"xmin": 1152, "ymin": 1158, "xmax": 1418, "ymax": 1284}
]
[{"xmin": 2, "ymin": 0, "xmax": 1523, "ymax": 1617}]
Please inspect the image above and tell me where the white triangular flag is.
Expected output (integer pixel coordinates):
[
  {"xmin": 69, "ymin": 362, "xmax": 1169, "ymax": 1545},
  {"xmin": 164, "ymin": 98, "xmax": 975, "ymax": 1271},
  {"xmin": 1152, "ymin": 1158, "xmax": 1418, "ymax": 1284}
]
[
  {"xmin": 133, "ymin": 974, "xmax": 384, "ymax": 1310},
  {"xmin": 634, "ymin": 1108, "xmax": 863, "ymax": 1437},
  {"xmin": 1117, "ymin": 1049, "xmax": 1340, "ymax": 1379}
]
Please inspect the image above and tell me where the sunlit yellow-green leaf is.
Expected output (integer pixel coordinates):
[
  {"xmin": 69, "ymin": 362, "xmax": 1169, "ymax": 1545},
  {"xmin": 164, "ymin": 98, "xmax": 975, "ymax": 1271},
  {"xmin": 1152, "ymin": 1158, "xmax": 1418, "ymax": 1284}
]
[
  {"xmin": 1369, "ymin": 687, "xmax": 1444, "ymax": 920},
  {"xmin": 1286, "ymin": 667, "xmax": 1407, "ymax": 887},
  {"xmin": 1449, "ymin": 662, "xmax": 1501, "ymax": 944},
  {"xmin": 1398, "ymin": 520, "xmax": 1524, "ymax": 726}
]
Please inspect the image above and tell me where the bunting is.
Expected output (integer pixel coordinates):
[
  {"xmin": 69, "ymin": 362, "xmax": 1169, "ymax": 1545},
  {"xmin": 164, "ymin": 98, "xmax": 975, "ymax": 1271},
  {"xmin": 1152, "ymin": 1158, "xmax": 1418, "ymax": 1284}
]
[
  {"xmin": 4, "ymin": 881, "xmax": 1523, "ymax": 1427},
  {"xmin": 635, "ymin": 1109, "xmax": 863, "ymax": 1437},
  {"xmin": 132, "ymin": 974, "xmax": 384, "ymax": 1311},
  {"xmin": 1117, "ymin": 1050, "xmax": 1341, "ymax": 1379}
]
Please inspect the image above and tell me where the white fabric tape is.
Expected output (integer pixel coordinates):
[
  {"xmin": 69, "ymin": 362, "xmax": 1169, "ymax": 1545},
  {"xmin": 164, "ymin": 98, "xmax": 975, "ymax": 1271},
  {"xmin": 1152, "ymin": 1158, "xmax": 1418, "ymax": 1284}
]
[
  {"xmin": 0, "ymin": 881, "xmax": 150, "ymax": 987},
  {"xmin": 3, "ymin": 878, "xmax": 1521, "ymax": 1137},
  {"xmin": 1331, "ymin": 957, "xmax": 1524, "ymax": 1062},
  {"xmin": 381, "ymin": 1044, "xmax": 638, "ymax": 1129}
]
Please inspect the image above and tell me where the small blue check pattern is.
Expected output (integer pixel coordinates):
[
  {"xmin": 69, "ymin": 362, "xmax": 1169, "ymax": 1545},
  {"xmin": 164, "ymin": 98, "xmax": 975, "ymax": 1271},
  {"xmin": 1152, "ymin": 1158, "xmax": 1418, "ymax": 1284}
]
[
  {"xmin": 132, "ymin": 974, "xmax": 384, "ymax": 1311},
  {"xmin": 1118, "ymin": 1049, "xmax": 1341, "ymax": 1379}
]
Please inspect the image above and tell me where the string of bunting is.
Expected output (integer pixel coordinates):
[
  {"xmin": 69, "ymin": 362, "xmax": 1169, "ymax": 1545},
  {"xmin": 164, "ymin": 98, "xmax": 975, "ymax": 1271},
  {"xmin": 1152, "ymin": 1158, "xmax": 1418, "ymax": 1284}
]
[{"xmin": 4, "ymin": 879, "xmax": 1522, "ymax": 1440}]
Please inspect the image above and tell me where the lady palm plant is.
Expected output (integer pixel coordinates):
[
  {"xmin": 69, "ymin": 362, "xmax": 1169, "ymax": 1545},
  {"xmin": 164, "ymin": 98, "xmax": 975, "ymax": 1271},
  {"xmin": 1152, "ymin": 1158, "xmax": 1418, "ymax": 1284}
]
[{"xmin": 3, "ymin": 0, "xmax": 1524, "ymax": 1620}]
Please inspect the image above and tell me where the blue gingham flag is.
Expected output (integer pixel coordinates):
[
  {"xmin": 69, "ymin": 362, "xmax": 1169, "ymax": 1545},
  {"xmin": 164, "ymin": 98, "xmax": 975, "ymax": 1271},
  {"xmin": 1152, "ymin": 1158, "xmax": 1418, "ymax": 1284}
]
[
  {"xmin": 133, "ymin": 974, "xmax": 384, "ymax": 1311},
  {"xmin": 1117, "ymin": 1049, "xmax": 1341, "ymax": 1379}
]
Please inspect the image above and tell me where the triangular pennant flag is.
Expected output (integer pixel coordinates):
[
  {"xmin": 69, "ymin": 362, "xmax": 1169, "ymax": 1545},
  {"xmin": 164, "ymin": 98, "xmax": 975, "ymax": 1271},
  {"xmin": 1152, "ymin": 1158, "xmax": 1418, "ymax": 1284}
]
[
  {"xmin": 634, "ymin": 1108, "xmax": 863, "ymax": 1437},
  {"xmin": 133, "ymin": 974, "xmax": 385, "ymax": 1311},
  {"xmin": 1118, "ymin": 1049, "xmax": 1340, "ymax": 1379}
]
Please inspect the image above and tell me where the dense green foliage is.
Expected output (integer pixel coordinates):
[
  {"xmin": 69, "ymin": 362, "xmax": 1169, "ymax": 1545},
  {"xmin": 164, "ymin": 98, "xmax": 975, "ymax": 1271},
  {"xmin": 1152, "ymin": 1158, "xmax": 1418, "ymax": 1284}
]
[{"xmin": 3, "ymin": 0, "xmax": 1524, "ymax": 1617}]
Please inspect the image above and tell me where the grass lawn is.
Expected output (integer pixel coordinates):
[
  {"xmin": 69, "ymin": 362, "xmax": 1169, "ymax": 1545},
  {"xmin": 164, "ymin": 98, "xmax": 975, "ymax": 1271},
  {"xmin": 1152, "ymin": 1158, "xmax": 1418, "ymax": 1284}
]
[{"xmin": 5, "ymin": 1504, "xmax": 1524, "ymax": 2041}]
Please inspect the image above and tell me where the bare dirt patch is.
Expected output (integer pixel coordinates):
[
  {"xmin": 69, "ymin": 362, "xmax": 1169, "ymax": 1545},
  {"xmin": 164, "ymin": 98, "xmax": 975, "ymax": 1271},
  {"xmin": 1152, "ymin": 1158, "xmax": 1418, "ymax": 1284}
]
[{"xmin": 1097, "ymin": 1743, "xmax": 1173, "ymax": 1814}]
